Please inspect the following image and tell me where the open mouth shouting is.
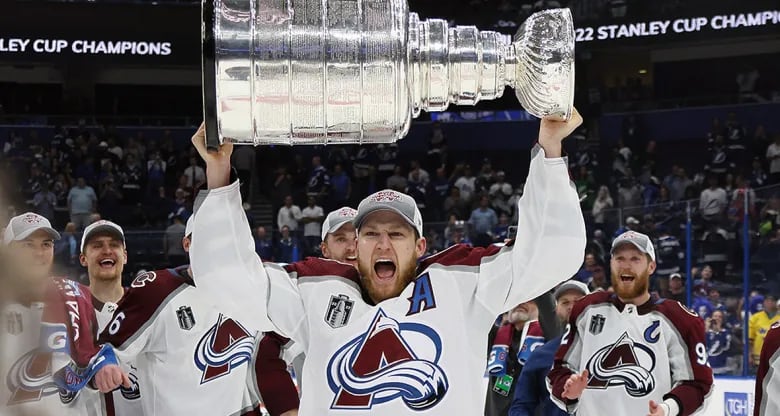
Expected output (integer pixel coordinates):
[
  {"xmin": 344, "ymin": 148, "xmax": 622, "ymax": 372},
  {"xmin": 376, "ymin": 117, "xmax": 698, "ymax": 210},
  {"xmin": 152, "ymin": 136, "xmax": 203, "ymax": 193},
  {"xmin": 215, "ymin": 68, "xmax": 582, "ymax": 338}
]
[
  {"xmin": 99, "ymin": 258, "xmax": 117, "ymax": 269},
  {"xmin": 619, "ymin": 273, "xmax": 635, "ymax": 283},
  {"xmin": 374, "ymin": 258, "xmax": 396, "ymax": 281}
]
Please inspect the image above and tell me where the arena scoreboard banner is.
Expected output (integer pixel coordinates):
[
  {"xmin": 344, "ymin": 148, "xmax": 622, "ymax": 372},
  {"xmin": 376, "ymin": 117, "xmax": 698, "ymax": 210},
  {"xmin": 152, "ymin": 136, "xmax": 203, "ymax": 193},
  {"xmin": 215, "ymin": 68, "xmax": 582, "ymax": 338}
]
[
  {"xmin": 0, "ymin": 2, "xmax": 776, "ymax": 66},
  {"xmin": 574, "ymin": 9, "xmax": 779, "ymax": 43},
  {"xmin": 0, "ymin": 2, "xmax": 201, "ymax": 66}
]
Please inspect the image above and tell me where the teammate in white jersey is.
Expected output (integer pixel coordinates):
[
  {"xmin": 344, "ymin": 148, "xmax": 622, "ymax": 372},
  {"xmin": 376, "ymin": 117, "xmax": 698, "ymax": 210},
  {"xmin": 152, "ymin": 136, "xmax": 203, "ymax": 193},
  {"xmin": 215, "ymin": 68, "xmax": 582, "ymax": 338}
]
[
  {"xmin": 755, "ymin": 321, "xmax": 780, "ymax": 416},
  {"xmin": 94, "ymin": 210, "xmax": 277, "ymax": 416},
  {"xmin": 548, "ymin": 230, "xmax": 713, "ymax": 416},
  {"xmin": 185, "ymin": 108, "xmax": 586, "ymax": 415},
  {"xmin": 79, "ymin": 220, "xmax": 143, "ymax": 415},
  {"xmin": 254, "ymin": 207, "xmax": 358, "ymax": 416},
  {"xmin": 1, "ymin": 213, "xmax": 126, "ymax": 416}
]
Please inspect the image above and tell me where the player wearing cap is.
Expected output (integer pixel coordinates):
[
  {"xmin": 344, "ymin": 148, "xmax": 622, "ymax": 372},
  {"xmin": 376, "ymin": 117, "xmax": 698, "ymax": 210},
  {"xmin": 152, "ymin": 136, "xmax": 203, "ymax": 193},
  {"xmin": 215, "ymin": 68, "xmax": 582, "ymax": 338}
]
[
  {"xmin": 1, "ymin": 213, "xmax": 126, "ymax": 415},
  {"xmin": 754, "ymin": 321, "xmax": 780, "ymax": 416},
  {"xmin": 186, "ymin": 109, "xmax": 586, "ymax": 414},
  {"xmin": 88, "ymin": 210, "xmax": 277, "ymax": 415},
  {"xmin": 78, "ymin": 220, "xmax": 144, "ymax": 414},
  {"xmin": 252, "ymin": 207, "xmax": 359, "ymax": 416},
  {"xmin": 509, "ymin": 280, "xmax": 589, "ymax": 416},
  {"xmin": 548, "ymin": 230, "xmax": 713, "ymax": 416}
]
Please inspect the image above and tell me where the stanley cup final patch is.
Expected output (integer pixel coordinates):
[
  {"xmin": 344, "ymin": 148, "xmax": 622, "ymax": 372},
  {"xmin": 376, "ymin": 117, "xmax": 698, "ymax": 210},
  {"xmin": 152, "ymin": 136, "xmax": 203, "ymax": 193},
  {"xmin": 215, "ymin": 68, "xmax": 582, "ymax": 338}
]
[
  {"xmin": 325, "ymin": 295, "xmax": 354, "ymax": 329},
  {"xmin": 177, "ymin": 306, "xmax": 196, "ymax": 330},
  {"xmin": 589, "ymin": 314, "xmax": 606, "ymax": 335}
]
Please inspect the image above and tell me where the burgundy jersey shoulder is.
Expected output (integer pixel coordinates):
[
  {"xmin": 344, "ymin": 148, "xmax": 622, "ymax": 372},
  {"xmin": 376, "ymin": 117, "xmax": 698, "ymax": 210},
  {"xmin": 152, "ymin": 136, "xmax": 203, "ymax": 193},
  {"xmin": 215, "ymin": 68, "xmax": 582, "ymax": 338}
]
[
  {"xmin": 763, "ymin": 322, "xmax": 780, "ymax": 355},
  {"xmin": 283, "ymin": 257, "xmax": 360, "ymax": 286},
  {"xmin": 570, "ymin": 290, "xmax": 613, "ymax": 318},
  {"xmin": 654, "ymin": 298, "xmax": 705, "ymax": 329},
  {"xmin": 417, "ymin": 243, "xmax": 503, "ymax": 270},
  {"xmin": 98, "ymin": 267, "xmax": 192, "ymax": 347}
]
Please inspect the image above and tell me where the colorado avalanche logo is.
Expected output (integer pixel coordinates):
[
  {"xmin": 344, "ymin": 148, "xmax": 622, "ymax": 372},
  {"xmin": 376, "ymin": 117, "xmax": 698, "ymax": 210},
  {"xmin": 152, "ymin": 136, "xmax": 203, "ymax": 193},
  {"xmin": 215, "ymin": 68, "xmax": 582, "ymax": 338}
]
[
  {"xmin": 585, "ymin": 332, "xmax": 656, "ymax": 397},
  {"xmin": 194, "ymin": 314, "xmax": 255, "ymax": 384},
  {"xmin": 327, "ymin": 309, "xmax": 449, "ymax": 411},
  {"xmin": 6, "ymin": 350, "xmax": 61, "ymax": 405}
]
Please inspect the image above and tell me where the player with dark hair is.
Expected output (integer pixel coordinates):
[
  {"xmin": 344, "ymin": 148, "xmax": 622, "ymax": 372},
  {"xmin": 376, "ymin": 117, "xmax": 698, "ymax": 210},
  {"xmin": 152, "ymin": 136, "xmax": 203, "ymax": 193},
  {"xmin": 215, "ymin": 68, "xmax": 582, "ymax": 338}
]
[
  {"xmin": 183, "ymin": 108, "xmax": 586, "ymax": 414},
  {"xmin": 547, "ymin": 231, "xmax": 713, "ymax": 416}
]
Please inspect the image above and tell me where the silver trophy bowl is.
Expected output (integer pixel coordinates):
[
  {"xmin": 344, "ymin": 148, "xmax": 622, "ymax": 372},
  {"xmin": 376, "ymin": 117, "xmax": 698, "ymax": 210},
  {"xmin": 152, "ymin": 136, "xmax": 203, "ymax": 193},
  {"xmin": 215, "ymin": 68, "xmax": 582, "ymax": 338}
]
[{"xmin": 202, "ymin": 0, "xmax": 574, "ymax": 147}]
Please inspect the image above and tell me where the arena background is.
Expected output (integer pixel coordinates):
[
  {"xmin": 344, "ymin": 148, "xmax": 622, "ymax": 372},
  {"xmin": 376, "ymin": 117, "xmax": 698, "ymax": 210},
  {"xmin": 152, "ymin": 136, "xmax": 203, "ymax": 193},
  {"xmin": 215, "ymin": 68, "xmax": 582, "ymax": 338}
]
[{"xmin": 1, "ymin": 0, "xmax": 778, "ymax": 414}]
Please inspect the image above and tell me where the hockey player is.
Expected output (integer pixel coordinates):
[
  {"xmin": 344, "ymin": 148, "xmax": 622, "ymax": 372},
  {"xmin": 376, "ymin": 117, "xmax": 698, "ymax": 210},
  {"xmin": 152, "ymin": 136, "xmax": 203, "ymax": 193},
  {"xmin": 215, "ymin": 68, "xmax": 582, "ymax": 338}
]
[
  {"xmin": 754, "ymin": 321, "xmax": 780, "ymax": 416},
  {"xmin": 94, "ymin": 213, "xmax": 277, "ymax": 415},
  {"xmin": 547, "ymin": 230, "xmax": 713, "ymax": 416},
  {"xmin": 1, "ymin": 213, "xmax": 126, "ymax": 415},
  {"xmin": 253, "ymin": 207, "xmax": 359, "ymax": 416},
  {"xmin": 78, "ymin": 220, "xmax": 143, "ymax": 414},
  {"xmin": 187, "ymin": 108, "xmax": 586, "ymax": 415}
]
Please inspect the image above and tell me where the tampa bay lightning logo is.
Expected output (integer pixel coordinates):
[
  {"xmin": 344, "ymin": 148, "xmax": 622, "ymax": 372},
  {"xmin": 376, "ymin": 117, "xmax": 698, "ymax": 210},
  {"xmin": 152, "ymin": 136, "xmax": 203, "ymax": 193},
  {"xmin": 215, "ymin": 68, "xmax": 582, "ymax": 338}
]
[
  {"xmin": 327, "ymin": 309, "xmax": 449, "ymax": 411},
  {"xmin": 194, "ymin": 314, "xmax": 255, "ymax": 384}
]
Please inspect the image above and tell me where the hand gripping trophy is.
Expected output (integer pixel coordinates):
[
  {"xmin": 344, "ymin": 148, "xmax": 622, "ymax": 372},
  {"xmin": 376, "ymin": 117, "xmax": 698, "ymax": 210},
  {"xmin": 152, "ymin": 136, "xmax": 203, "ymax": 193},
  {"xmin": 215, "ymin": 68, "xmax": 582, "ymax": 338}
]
[{"xmin": 202, "ymin": 0, "xmax": 575, "ymax": 148}]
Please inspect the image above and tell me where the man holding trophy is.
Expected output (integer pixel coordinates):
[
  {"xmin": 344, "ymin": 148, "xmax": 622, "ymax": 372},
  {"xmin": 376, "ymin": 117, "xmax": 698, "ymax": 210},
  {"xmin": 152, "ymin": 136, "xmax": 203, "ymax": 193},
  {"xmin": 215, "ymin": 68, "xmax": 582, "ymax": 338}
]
[{"xmin": 81, "ymin": 1, "xmax": 591, "ymax": 415}]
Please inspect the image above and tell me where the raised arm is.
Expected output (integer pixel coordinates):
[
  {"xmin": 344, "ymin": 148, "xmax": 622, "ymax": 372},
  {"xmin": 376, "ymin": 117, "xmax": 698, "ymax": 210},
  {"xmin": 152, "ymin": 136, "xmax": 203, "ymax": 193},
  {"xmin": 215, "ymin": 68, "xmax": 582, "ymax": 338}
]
[
  {"xmin": 189, "ymin": 124, "xmax": 305, "ymax": 342},
  {"xmin": 476, "ymin": 109, "xmax": 587, "ymax": 316}
]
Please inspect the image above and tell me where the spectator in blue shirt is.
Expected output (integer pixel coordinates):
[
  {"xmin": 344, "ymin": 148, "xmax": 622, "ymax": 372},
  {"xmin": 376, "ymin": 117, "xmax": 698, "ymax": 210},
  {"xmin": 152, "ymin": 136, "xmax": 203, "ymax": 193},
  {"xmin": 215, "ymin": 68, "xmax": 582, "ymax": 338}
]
[
  {"xmin": 468, "ymin": 195, "xmax": 498, "ymax": 247},
  {"xmin": 509, "ymin": 280, "xmax": 590, "ymax": 416}
]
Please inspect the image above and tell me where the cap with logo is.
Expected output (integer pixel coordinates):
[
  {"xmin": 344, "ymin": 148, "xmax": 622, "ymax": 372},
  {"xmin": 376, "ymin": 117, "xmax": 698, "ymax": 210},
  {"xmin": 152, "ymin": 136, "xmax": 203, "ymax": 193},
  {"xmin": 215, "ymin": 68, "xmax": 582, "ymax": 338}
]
[
  {"xmin": 81, "ymin": 220, "xmax": 125, "ymax": 252},
  {"xmin": 554, "ymin": 280, "xmax": 590, "ymax": 300},
  {"xmin": 354, "ymin": 190, "xmax": 423, "ymax": 237},
  {"xmin": 321, "ymin": 207, "xmax": 358, "ymax": 240},
  {"xmin": 611, "ymin": 230, "xmax": 656, "ymax": 262},
  {"xmin": 3, "ymin": 212, "xmax": 61, "ymax": 245}
]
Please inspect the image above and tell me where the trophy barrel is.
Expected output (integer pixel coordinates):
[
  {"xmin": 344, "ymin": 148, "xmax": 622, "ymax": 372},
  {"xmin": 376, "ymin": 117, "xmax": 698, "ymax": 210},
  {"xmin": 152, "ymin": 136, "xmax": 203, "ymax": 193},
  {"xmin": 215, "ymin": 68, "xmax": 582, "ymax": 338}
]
[{"xmin": 203, "ymin": 0, "xmax": 413, "ymax": 146}]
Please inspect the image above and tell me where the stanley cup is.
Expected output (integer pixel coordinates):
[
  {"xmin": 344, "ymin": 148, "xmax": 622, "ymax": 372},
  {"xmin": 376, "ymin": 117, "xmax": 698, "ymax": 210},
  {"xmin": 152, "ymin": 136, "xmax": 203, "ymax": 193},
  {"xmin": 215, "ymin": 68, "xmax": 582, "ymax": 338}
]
[{"xmin": 202, "ymin": 0, "xmax": 575, "ymax": 147}]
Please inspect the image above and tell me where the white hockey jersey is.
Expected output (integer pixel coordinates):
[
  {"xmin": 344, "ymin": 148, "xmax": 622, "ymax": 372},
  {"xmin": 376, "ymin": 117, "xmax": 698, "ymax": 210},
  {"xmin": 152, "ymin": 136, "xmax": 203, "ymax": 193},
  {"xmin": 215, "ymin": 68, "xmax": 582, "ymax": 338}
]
[
  {"xmin": 755, "ymin": 321, "xmax": 780, "ymax": 416},
  {"xmin": 547, "ymin": 291, "xmax": 714, "ymax": 416},
  {"xmin": 190, "ymin": 146, "xmax": 586, "ymax": 415},
  {"xmin": 92, "ymin": 295, "xmax": 143, "ymax": 415},
  {"xmin": 0, "ymin": 283, "xmax": 104, "ymax": 416},
  {"xmin": 98, "ymin": 266, "xmax": 267, "ymax": 416}
]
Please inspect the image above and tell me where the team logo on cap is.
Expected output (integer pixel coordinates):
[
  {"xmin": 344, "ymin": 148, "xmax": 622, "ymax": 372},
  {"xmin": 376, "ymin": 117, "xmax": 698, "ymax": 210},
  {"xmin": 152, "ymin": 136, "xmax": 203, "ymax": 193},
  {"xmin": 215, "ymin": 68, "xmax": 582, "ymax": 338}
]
[
  {"xmin": 337, "ymin": 208, "xmax": 357, "ymax": 217},
  {"xmin": 370, "ymin": 191, "xmax": 403, "ymax": 203},
  {"xmin": 617, "ymin": 231, "xmax": 644, "ymax": 241},
  {"xmin": 22, "ymin": 214, "xmax": 43, "ymax": 224}
]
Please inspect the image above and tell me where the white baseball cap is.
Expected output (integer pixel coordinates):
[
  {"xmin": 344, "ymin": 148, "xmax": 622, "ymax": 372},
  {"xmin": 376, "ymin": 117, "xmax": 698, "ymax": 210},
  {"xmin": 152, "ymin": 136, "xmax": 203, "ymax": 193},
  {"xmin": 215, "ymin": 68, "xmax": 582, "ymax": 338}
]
[
  {"xmin": 354, "ymin": 190, "xmax": 424, "ymax": 237},
  {"xmin": 3, "ymin": 212, "xmax": 61, "ymax": 245},
  {"xmin": 81, "ymin": 220, "xmax": 125, "ymax": 252},
  {"xmin": 611, "ymin": 230, "xmax": 656, "ymax": 262},
  {"xmin": 554, "ymin": 280, "xmax": 590, "ymax": 300},
  {"xmin": 321, "ymin": 207, "xmax": 357, "ymax": 240}
]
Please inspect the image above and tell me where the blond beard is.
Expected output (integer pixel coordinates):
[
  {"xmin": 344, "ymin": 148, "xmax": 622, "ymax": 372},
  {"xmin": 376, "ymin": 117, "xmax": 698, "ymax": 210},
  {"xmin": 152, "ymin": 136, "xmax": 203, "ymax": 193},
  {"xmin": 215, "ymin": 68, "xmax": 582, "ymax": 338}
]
[
  {"xmin": 358, "ymin": 253, "xmax": 418, "ymax": 303},
  {"xmin": 611, "ymin": 270, "xmax": 650, "ymax": 301}
]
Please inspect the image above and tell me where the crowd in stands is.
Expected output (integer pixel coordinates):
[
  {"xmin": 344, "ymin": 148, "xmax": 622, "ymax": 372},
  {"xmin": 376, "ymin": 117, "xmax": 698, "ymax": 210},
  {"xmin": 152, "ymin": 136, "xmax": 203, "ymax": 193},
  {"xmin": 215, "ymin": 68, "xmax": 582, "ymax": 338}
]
[{"xmin": 1, "ymin": 107, "xmax": 779, "ymax": 374}]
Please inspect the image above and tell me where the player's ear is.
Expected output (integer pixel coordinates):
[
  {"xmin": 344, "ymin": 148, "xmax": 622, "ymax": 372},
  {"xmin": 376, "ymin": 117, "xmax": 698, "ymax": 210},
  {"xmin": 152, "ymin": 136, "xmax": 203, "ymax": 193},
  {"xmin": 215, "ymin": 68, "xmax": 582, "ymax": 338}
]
[
  {"xmin": 320, "ymin": 242, "xmax": 329, "ymax": 258},
  {"xmin": 415, "ymin": 236, "xmax": 426, "ymax": 258},
  {"xmin": 79, "ymin": 252, "xmax": 88, "ymax": 267},
  {"xmin": 122, "ymin": 249, "xmax": 128, "ymax": 265},
  {"xmin": 648, "ymin": 259, "xmax": 657, "ymax": 275}
]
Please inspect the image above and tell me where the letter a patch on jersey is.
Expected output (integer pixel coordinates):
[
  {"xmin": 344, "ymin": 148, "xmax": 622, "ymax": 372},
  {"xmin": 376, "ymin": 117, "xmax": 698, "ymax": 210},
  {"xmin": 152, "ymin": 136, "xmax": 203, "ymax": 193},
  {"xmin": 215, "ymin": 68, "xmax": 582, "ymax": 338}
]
[{"xmin": 325, "ymin": 294, "xmax": 354, "ymax": 328}]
